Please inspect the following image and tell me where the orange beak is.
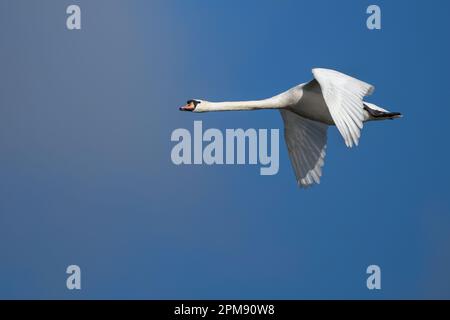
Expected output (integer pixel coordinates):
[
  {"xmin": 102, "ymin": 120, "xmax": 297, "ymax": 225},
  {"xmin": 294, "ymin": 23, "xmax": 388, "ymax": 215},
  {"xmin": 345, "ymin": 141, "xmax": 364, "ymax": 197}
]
[{"xmin": 179, "ymin": 103, "xmax": 195, "ymax": 111}]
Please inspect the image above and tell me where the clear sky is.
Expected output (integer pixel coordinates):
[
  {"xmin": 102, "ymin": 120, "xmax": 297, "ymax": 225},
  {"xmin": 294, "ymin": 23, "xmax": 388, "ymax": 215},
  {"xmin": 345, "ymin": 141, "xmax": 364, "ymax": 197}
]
[{"xmin": 1, "ymin": 0, "xmax": 449, "ymax": 299}]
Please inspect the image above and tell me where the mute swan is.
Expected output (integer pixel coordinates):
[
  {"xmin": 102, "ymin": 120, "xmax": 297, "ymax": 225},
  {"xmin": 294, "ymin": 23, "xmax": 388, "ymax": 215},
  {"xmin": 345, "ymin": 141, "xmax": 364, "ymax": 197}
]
[{"xmin": 180, "ymin": 68, "xmax": 401, "ymax": 187}]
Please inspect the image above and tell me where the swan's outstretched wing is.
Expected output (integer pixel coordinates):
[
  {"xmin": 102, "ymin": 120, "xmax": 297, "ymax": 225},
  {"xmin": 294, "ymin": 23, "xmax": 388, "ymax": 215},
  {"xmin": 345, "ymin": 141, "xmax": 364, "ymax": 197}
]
[
  {"xmin": 280, "ymin": 109, "xmax": 328, "ymax": 188},
  {"xmin": 312, "ymin": 68, "xmax": 374, "ymax": 147}
]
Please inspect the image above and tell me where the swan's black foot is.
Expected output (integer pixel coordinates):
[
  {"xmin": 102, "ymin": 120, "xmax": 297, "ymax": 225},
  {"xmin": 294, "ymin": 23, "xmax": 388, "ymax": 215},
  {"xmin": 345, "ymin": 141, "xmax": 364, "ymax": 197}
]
[{"xmin": 364, "ymin": 105, "xmax": 402, "ymax": 119}]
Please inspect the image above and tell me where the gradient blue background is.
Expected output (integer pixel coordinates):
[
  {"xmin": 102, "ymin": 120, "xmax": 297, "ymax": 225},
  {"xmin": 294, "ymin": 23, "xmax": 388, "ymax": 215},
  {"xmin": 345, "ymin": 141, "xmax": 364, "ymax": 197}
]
[{"xmin": 1, "ymin": 0, "xmax": 449, "ymax": 299}]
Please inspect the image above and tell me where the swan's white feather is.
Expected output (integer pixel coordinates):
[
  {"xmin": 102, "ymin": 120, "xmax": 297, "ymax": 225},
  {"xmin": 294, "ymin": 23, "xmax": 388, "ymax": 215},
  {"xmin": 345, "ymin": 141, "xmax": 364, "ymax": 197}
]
[
  {"xmin": 364, "ymin": 102, "xmax": 388, "ymax": 113},
  {"xmin": 312, "ymin": 68, "xmax": 374, "ymax": 147},
  {"xmin": 186, "ymin": 68, "xmax": 400, "ymax": 187},
  {"xmin": 280, "ymin": 109, "xmax": 328, "ymax": 188}
]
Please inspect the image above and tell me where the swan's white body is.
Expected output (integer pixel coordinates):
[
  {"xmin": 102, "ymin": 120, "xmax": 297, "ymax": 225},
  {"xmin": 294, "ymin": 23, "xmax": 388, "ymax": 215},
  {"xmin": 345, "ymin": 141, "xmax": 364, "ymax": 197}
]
[{"xmin": 183, "ymin": 68, "xmax": 401, "ymax": 187}]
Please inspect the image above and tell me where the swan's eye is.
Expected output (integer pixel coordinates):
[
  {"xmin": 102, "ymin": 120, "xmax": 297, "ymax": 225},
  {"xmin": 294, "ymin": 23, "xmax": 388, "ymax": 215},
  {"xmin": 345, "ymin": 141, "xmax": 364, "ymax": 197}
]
[
  {"xmin": 186, "ymin": 100, "xmax": 200, "ymax": 107},
  {"xmin": 180, "ymin": 100, "xmax": 198, "ymax": 111}
]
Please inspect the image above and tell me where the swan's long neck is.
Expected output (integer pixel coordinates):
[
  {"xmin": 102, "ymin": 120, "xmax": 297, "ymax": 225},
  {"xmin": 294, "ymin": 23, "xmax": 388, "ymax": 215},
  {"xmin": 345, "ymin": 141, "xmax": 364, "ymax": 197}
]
[{"xmin": 199, "ymin": 95, "xmax": 285, "ymax": 112}]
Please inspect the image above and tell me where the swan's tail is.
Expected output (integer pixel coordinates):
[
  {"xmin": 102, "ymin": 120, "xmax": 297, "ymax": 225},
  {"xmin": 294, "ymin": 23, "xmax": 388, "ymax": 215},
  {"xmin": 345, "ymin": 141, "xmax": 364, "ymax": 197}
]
[{"xmin": 364, "ymin": 102, "xmax": 402, "ymax": 121}]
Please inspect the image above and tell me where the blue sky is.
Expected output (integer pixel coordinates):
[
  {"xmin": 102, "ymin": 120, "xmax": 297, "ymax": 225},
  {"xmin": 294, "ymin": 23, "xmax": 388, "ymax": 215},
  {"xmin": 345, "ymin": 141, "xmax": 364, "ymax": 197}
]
[{"xmin": 0, "ymin": 0, "xmax": 449, "ymax": 299}]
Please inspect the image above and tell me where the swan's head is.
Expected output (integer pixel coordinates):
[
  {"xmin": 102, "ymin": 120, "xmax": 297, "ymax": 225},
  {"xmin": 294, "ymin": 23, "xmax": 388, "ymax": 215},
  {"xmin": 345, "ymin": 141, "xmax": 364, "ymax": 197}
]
[{"xmin": 179, "ymin": 99, "xmax": 202, "ymax": 112}]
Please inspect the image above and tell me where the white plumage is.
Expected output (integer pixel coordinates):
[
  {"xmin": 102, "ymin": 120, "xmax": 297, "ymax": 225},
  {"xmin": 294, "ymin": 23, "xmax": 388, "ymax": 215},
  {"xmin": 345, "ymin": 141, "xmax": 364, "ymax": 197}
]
[{"xmin": 180, "ymin": 68, "xmax": 402, "ymax": 187}]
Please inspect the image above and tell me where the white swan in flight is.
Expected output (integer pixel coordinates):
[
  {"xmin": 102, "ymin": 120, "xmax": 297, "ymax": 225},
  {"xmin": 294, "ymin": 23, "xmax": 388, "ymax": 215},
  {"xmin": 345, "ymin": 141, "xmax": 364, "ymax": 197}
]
[{"xmin": 180, "ymin": 68, "xmax": 401, "ymax": 187}]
